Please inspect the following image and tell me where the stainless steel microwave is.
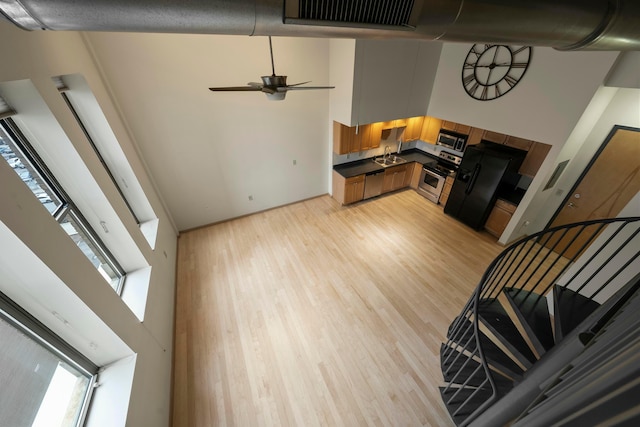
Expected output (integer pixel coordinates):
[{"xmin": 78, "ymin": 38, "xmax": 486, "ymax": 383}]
[{"xmin": 437, "ymin": 131, "xmax": 467, "ymax": 152}]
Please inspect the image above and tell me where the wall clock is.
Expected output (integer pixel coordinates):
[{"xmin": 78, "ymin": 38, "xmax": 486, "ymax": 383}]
[{"xmin": 462, "ymin": 44, "xmax": 532, "ymax": 101}]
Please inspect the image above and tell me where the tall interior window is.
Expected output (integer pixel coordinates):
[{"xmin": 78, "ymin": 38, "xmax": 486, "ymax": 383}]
[
  {"xmin": 0, "ymin": 291, "xmax": 98, "ymax": 427},
  {"xmin": 55, "ymin": 79, "xmax": 140, "ymax": 224},
  {"xmin": 0, "ymin": 117, "xmax": 126, "ymax": 293}
]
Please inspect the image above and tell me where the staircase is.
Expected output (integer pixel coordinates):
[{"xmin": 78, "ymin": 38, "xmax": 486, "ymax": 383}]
[{"xmin": 440, "ymin": 217, "xmax": 640, "ymax": 426}]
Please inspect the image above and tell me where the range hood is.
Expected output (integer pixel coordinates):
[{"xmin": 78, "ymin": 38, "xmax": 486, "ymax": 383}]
[{"xmin": 1, "ymin": 0, "xmax": 639, "ymax": 50}]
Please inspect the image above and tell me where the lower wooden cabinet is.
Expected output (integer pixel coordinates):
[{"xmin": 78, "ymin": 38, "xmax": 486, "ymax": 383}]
[
  {"xmin": 382, "ymin": 164, "xmax": 408, "ymax": 193},
  {"xmin": 485, "ymin": 199, "xmax": 517, "ymax": 238},
  {"xmin": 439, "ymin": 176, "xmax": 455, "ymax": 206},
  {"xmin": 409, "ymin": 162, "xmax": 423, "ymax": 189},
  {"xmin": 332, "ymin": 171, "xmax": 365, "ymax": 205}
]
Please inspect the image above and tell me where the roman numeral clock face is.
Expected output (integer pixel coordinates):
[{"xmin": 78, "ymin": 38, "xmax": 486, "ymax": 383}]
[{"xmin": 462, "ymin": 44, "xmax": 532, "ymax": 101}]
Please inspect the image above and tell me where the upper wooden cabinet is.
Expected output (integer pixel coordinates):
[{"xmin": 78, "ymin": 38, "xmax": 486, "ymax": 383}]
[
  {"xmin": 467, "ymin": 127, "xmax": 484, "ymax": 146},
  {"xmin": 333, "ymin": 121, "xmax": 381, "ymax": 154},
  {"xmin": 482, "ymin": 130, "xmax": 533, "ymax": 151},
  {"xmin": 401, "ymin": 116, "xmax": 425, "ymax": 142},
  {"xmin": 329, "ymin": 39, "xmax": 442, "ymax": 126},
  {"xmin": 421, "ymin": 116, "xmax": 442, "ymax": 144},
  {"xmin": 482, "ymin": 130, "xmax": 508, "ymax": 144},
  {"xmin": 520, "ymin": 142, "xmax": 552, "ymax": 177},
  {"xmin": 505, "ymin": 135, "xmax": 533, "ymax": 151},
  {"xmin": 442, "ymin": 120, "xmax": 471, "ymax": 135}
]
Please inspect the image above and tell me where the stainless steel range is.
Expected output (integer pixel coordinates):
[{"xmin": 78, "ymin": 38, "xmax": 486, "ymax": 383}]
[{"xmin": 417, "ymin": 151, "xmax": 462, "ymax": 203}]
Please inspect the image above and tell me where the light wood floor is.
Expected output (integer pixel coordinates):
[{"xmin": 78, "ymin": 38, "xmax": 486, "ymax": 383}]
[{"xmin": 172, "ymin": 190, "xmax": 505, "ymax": 427}]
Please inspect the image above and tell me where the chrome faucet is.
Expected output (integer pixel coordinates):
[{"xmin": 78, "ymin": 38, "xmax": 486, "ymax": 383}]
[{"xmin": 384, "ymin": 145, "xmax": 392, "ymax": 161}]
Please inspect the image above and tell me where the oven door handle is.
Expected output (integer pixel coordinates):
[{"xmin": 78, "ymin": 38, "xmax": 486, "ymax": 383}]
[{"xmin": 465, "ymin": 164, "xmax": 481, "ymax": 194}]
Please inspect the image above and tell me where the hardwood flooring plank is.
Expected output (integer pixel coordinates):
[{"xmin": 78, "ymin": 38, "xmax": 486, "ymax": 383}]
[{"xmin": 172, "ymin": 191, "xmax": 504, "ymax": 426}]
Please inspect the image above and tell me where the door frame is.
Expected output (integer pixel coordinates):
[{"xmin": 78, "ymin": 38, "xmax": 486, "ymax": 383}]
[{"xmin": 546, "ymin": 124, "xmax": 640, "ymax": 228}]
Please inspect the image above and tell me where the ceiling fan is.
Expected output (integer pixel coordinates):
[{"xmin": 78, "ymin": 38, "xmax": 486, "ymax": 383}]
[{"xmin": 209, "ymin": 37, "xmax": 334, "ymax": 101}]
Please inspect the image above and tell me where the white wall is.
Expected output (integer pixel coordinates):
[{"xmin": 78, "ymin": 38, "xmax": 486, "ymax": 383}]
[
  {"xmin": 84, "ymin": 33, "xmax": 331, "ymax": 231},
  {"xmin": 506, "ymin": 87, "xmax": 640, "ymax": 241},
  {"xmin": 0, "ymin": 20, "xmax": 177, "ymax": 427},
  {"xmin": 428, "ymin": 44, "xmax": 618, "ymax": 145}
]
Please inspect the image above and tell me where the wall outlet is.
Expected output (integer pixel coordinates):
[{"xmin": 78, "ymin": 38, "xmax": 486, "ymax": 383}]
[
  {"xmin": 293, "ymin": 159, "xmax": 297, "ymax": 166},
  {"xmin": 248, "ymin": 195, "xmax": 253, "ymax": 201}
]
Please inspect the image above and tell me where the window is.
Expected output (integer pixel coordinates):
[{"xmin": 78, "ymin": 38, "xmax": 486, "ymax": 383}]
[
  {"xmin": 0, "ymin": 291, "xmax": 98, "ymax": 427},
  {"xmin": 52, "ymin": 74, "xmax": 160, "ymax": 249},
  {"xmin": 0, "ymin": 118, "xmax": 126, "ymax": 293},
  {"xmin": 57, "ymin": 83, "xmax": 140, "ymax": 224}
]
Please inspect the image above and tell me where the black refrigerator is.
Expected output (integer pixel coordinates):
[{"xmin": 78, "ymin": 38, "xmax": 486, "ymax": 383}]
[{"xmin": 444, "ymin": 142, "xmax": 525, "ymax": 230}]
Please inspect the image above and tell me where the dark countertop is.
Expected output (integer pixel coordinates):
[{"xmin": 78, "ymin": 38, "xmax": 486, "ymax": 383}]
[
  {"xmin": 496, "ymin": 184, "xmax": 527, "ymax": 205},
  {"xmin": 333, "ymin": 148, "xmax": 438, "ymax": 178}
]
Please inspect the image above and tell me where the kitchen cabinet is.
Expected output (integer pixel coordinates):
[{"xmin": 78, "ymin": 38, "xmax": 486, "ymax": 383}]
[
  {"xmin": 401, "ymin": 116, "xmax": 425, "ymax": 142},
  {"xmin": 467, "ymin": 127, "xmax": 484, "ymax": 146},
  {"xmin": 332, "ymin": 171, "xmax": 365, "ymax": 205},
  {"xmin": 421, "ymin": 116, "xmax": 443, "ymax": 144},
  {"xmin": 519, "ymin": 141, "xmax": 552, "ymax": 177},
  {"xmin": 403, "ymin": 162, "xmax": 415, "ymax": 187},
  {"xmin": 382, "ymin": 164, "xmax": 408, "ymax": 193},
  {"xmin": 481, "ymin": 130, "xmax": 533, "ymax": 151},
  {"xmin": 482, "ymin": 130, "xmax": 508, "ymax": 144},
  {"xmin": 439, "ymin": 175, "xmax": 455, "ymax": 206},
  {"xmin": 484, "ymin": 199, "xmax": 517, "ymax": 238},
  {"xmin": 333, "ymin": 121, "xmax": 354, "ymax": 155},
  {"xmin": 359, "ymin": 122, "xmax": 383, "ymax": 151},
  {"xmin": 330, "ymin": 39, "xmax": 442, "ymax": 126},
  {"xmin": 442, "ymin": 121, "xmax": 471, "ymax": 135},
  {"xmin": 409, "ymin": 162, "xmax": 423, "ymax": 189},
  {"xmin": 505, "ymin": 135, "xmax": 533, "ymax": 151},
  {"xmin": 333, "ymin": 121, "xmax": 382, "ymax": 154}
]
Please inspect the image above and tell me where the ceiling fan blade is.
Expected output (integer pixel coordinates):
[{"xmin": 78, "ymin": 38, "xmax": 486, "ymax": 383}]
[
  {"xmin": 247, "ymin": 82, "xmax": 263, "ymax": 87},
  {"xmin": 261, "ymin": 86, "xmax": 276, "ymax": 94},
  {"xmin": 209, "ymin": 86, "xmax": 262, "ymax": 91},
  {"xmin": 286, "ymin": 81, "xmax": 311, "ymax": 87},
  {"xmin": 277, "ymin": 86, "xmax": 335, "ymax": 92}
]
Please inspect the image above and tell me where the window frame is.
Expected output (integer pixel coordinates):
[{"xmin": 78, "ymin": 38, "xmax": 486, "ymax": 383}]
[
  {"xmin": 59, "ymin": 90, "xmax": 141, "ymax": 225},
  {"xmin": 0, "ymin": 290, "xmax": 99, "ymax": 427},
  {"xmin": 0, "ymin": 117, "xmax": 126, "ymax": 293}
]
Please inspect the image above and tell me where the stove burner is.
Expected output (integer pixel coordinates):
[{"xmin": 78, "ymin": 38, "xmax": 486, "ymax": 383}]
[{"xmin": 424, "ymin": 161, "xmax": 455, "ymax": 177}]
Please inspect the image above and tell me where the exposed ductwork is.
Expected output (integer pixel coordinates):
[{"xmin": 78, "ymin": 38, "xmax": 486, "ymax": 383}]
[{"xmin": 1, "ymin": 0, "xmax": 639, "ymax": 50}]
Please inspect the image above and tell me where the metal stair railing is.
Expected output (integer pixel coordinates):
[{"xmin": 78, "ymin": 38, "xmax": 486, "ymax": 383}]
[{"xmin": 441, "ymin": 217, "xmax": 640, "ymax": 427}]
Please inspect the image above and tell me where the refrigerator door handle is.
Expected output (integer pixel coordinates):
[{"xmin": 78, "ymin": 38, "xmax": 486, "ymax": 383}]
[{"xmin": 465, "ymin": 164, "xmax": 481, "ymax": 194}]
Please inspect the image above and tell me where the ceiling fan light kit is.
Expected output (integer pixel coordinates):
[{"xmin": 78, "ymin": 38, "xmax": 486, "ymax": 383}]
[{"xmin": 209, "ymin": 36, "xmax": 334, "ymax": 101}]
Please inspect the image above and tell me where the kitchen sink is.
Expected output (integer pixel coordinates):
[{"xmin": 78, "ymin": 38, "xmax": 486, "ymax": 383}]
[{"xmin": 373, "ymin": 156, "xmax": 407, "ymax": 167}]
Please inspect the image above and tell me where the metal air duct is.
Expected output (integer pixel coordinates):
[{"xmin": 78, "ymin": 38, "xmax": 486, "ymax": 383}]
[{"xmin": 1, "ymin": 0, "xmax": 639, "ymax": 50}]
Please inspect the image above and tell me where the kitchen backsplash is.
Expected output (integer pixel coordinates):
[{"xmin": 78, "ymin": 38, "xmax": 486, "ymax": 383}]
[{"xmin": 333, "ymin": 128, "xmax": 446, "ymax": 166}]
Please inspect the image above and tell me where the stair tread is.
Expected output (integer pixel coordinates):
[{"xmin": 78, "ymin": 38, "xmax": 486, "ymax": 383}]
[
  {"xmin": 554, "ymin": 286, "xmax": 601, "ymax": 342},
  {"xmin": 440, "ymin": 380, "xmax": 513, "ymax": 426},
  {"xmin": 505, "ymin": 288, "xmax": 555, "ymax": 351},
  {"xmin": 440, "ymin": 343, "xmax": 514, "ymax": 387},
  {"xmin": 444, "ymin": 319, "xmax": 524, "ymax": 379},
  {"xmin": 478, "ymin": 298, "xmax": 537, "ymax": 365}
]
